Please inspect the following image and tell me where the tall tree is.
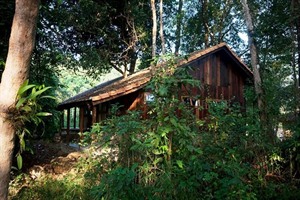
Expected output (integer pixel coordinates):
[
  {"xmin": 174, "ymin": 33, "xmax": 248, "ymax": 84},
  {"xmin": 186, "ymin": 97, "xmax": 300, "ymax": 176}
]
[
  {"xmin": 151, "ymin": 0, "xmax": 157, "ymax": 58},
  {"xmin": 0, "ymin": 0, "xmax": 40, "ymax": 199},
  {"xmin": 180, "ymin": 0, "xmax": 243, "ymax": 53},
  {"xmin": 291, "ymin": 0, "xmax": 300, "ymax": 116},
  {"xmin": 200, "ymin": 0, "xmax": 209, "ymax": 48},
  {"xmin": 174, "ymin": 0, "xmax": 183, "ymax": 55},
  {"xmin": 240, "ymin": 0, "xmax": 263, "ymax": 110},
  {"xmin": 159, "ymin": 0, "xmax": 166, "ymax": 54},
  {"xmin": 292, "ymin": 0, "xmax": 300, "ymax": 86},
  {"xmin": 38, "ymin": 0, "xmax": 151, "ymax": 76}
]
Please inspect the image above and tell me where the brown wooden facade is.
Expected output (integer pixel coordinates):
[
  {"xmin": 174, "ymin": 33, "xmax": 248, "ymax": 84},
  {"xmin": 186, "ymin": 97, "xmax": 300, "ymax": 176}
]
[
  {"xmin": 179, "ymin": 48, "xmax": 251, "ymax": 118},
  {"xmin": 57, "ymin": 43, "xmax": 252, "ymax": 141}
]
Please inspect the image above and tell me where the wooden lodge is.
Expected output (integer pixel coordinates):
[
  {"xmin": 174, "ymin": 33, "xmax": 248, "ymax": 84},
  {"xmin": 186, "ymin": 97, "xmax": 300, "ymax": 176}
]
[{"xmin": 57, "ymin": 43, "xmax": 253, "ymax": 140}]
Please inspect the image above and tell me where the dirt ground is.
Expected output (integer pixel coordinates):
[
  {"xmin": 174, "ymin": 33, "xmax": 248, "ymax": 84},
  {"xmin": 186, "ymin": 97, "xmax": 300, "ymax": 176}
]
[
  {"xmin": 9, "ymin": 140, "xmax": 87, "ymax": 199},
  {"xmin": 11, "ymin": 139, "xmax": 86, "ymax": 179}
]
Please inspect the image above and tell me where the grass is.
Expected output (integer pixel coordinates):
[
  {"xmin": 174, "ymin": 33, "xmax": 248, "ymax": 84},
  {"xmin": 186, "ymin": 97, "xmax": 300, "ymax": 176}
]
[{"xmin": 9, "ymin": 152, "xmax": 96, "ymax": 200}]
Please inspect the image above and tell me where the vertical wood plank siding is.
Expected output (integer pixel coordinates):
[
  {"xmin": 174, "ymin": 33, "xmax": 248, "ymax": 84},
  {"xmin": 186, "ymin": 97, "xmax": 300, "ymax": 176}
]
[{"xmin": 185, "ymin": 52, "xmax": 248, "ymax": 118}]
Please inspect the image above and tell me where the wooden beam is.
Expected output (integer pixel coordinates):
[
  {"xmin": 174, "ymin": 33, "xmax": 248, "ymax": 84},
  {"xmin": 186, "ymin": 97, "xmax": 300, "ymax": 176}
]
[
  {"xmin": 92, "ymin": 106, "xmax": 97, "ymax": 124},
  {"xmin": 79, "ymin": 107, "xmax": 84, "ymax": 133},
  {"xmin": 73, "ymin": 107, "xmax": 77, "ymax": 129},
  {"xmin": 66, "ymin": 108, "xmax": 70, "ymax": 143},
  {"xmin": 60, "ymin": 111, "xmax": 64, "ymax": 137}
]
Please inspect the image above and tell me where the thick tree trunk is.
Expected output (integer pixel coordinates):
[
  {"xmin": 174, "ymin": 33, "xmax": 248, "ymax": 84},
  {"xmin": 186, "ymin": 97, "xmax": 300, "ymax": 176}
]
[
  {"xmin": 0, "ymin": 0, "xmax": 39, "ymax": 199},
  {"xmin": 151, "ymin": 0, "xmax": 157, "ymax": 58},
  {"xmin": 175, "ymin": 0, "xmax": 183, "ymax": 55},
  {"xmin": 159, "ymin": 0, "xmax": 166, "ymax": 55}
]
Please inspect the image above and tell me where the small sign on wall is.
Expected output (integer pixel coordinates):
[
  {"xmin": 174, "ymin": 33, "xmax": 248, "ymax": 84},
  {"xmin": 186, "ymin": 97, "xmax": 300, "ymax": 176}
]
[{"xmin": 145, "ymin": 92, "xmax": 155, "ymax": 103}]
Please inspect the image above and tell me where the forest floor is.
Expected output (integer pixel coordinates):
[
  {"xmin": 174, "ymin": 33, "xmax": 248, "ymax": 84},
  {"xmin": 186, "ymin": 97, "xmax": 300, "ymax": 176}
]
[{"xmin": 9, "ymin": 139, "xmax": 88, "ymax": 199}]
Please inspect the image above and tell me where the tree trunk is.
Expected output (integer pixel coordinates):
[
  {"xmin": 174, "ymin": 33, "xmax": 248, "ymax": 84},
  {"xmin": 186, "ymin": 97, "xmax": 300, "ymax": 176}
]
[
  {"xmin": 0, "ymin": 0, "xmax": 39, "ymax": 199},
  {"xmin": 240, "ymin": 0, "xmax": 263, "ymax": 110},
  {"xmin": 129, "ymin": 49, "xmax": 137, "ymax": 74},
  {"xmin": 159, "ymin": 0, "xmax": 166, "ymax": 55},
  {"xmin": 294, "ymin": 0, "xmax": 300, "ymax": 87},
  {"xmin": 200, "ymin": 0, "xmax": 209, "ymax": 48},
  {"xmin": 240, "ymin": 0, "xmax": 270, "ymax": 140},
  {"xmin": 175, "ymin": 0, "xmax": 183, "ymax": 55},
  {"xmin": 291, "ymin": 0, "xmax": 300, "ymax": 118},
  {"xmin": 151, "ymin": 0, "xmax": 157, "ymax": 58}
]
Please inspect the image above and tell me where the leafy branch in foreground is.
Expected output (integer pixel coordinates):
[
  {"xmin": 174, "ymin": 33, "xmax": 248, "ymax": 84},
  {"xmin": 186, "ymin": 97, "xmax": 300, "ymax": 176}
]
[{"xmin": 8, "ymin": 80, "xmax": 55, "ymax": 169}]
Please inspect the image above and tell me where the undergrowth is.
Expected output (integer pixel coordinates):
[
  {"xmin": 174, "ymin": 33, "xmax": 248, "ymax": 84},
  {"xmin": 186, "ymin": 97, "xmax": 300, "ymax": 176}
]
[{"xmin": 10, "ymin": 58, "xmax": 300, "ymax": 199}]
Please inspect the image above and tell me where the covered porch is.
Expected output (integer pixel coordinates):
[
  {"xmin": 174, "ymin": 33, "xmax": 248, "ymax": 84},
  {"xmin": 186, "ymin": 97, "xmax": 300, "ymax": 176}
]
[{"xmin": 57, "ymin": 69, "xmax": 152, "ymax": 142}]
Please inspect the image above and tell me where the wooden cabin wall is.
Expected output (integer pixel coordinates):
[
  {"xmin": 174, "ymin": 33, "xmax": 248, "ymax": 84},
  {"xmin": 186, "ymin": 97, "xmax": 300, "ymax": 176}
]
[{"xmin": 182, "ymin": 53, "xmax": 247, "ymax": 118}]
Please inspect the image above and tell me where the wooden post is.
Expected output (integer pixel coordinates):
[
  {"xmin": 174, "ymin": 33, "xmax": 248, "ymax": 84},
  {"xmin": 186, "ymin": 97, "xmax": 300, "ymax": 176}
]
[
  {"xmin": 92, "ymin": 106, "xmax": 97, "ymax": 124},
  {"xmin": 60, "ymin": 111, "xmax": 64, "ymax": 137},
  {"xmin": 73, "ymin": 107, "xmax": 77, "ymax": 129},
  {"xmin": 98, "ymin": 104, "xmax": 102, "ymax": 121},
  {"xmin": 79, "ymin": 107, "xmax": 84, "ymax": 133},
  {"xmin": 66, "ymin": 108, "xmax": 70, "ymax": 143}
]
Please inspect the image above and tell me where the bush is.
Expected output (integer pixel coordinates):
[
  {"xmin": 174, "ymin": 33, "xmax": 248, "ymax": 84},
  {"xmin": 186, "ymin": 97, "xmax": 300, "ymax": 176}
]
[{"xmin": 81, "ymin": 59, "xmax": 299, "ymax": 199}]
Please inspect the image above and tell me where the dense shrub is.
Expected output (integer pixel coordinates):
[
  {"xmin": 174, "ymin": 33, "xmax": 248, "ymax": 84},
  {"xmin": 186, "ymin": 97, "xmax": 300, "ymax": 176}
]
[{"xmin": 79, "ymin": 59, "xmax": 300, "ymax": 199}]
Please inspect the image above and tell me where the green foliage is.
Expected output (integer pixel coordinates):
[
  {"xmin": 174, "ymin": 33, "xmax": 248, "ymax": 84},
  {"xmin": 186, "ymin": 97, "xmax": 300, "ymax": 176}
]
[
  {"xmin": 55, "ymin": 67, "xmax": 100, "ymax": 103},
  {"xmin": 13, "ymin": 80, "xmax": 54, "ymax": 169},
  {"xmin": 38, "ymin": 0, "xmax": 152, "ymax": 76},
  {"xmin": 80, "ymin": 59, "xmax": 292, "ymax": 200},
  {"xmin": 9, "ymin": 58, "xmax": 300, "ymax": 199},
  {"xmin": 10, "ymin": 172, "xmax": 93, "ymax": 200},
  {"xmin": 4, "ymin": 0, "xmax": 300, "ymax": 198}
]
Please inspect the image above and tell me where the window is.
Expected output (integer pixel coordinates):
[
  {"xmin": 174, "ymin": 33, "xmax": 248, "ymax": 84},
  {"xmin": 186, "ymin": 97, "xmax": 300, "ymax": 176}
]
[{"xmin": 181, "ymin": 96, "xmax": 200, "ymax": 107}]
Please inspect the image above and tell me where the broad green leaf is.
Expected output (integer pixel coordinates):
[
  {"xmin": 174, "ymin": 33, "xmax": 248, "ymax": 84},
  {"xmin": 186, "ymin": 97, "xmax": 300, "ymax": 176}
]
[
  {"xmin": 29, "ymin": 86, "xmax": 51, "ymax": 99},
  {"xmin": 15, "ymin": 97, "xmax": 27, "ymax": 109},
  {"xmin": 17, "ymin": 80, "xmax": 29, "ymax": 93},
  {"xmin": 20, "ymin": 138, "xmax": 26, "ymax": 151},
  {"xmin": 160, "ymin": 145, "xmax": 168, "ymax": 151},
  {"xmin": 21, "ymin": 105, "xmax": 32, "ymax": 113},
  {"xmin": 17, "ymin": 154, "xmax": 23, "ymax": 169},
  {"xmin": 36, "ymin": 112, "xmax": 52, "ymax": 117},
  {"xmin": 176, "ymin": 160, "xmax": 184, "ymax": 169},
  {"xmin": 40, "ymin": 95, "xmax": 56, "ymax": 100},
  {"xmin": 170, "ymin": 117, "xmax": 178, "ymax": 127},
  {"xmin": 31, "ymin": 87, "xmax": 36, "ymax": 95},
  {"xmin": 17, "ymin": 84, "xmax": 35, "ymax": 97}
]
